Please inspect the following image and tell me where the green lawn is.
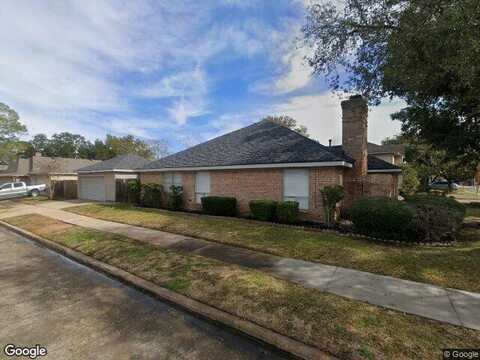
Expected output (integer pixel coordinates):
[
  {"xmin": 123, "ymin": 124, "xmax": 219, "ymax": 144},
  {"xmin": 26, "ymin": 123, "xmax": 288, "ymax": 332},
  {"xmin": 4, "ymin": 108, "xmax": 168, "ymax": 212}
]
[
  {"xmin": 65, "ymin": 203, "xmax": 480, "ymax": 293},
  {"xmin": 5, "ymin": 214, "xmax": 479, "ymax": 360}
]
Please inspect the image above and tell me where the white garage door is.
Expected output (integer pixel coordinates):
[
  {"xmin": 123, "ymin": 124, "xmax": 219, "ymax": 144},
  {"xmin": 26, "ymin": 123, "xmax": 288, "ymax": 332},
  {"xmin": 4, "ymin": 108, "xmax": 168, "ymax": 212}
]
[{"xmin": 79, "ymin": 176, "xmax": 106, "ymax": 201}]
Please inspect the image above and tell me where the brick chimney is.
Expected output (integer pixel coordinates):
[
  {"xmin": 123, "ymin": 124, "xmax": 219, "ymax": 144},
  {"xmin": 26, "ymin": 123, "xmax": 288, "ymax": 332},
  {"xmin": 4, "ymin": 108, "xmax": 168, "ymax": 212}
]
[{"xmin": 341, "ymin": 95, "xmax": 368, "ymax": 177}]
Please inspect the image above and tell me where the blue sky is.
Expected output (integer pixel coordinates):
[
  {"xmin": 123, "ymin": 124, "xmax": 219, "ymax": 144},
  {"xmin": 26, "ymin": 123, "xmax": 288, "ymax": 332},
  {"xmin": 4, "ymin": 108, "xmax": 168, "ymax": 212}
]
[{"xmin": 0, "ymin": 0, "xmax": 403, "ymax": 152}]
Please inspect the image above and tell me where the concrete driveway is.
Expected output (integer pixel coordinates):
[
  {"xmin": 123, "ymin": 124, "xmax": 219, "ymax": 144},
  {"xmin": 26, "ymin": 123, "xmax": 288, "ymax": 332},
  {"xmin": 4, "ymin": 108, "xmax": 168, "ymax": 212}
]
[{"xmin": 0, "ymin": 227, "xmax": 288, "ymax": 360}]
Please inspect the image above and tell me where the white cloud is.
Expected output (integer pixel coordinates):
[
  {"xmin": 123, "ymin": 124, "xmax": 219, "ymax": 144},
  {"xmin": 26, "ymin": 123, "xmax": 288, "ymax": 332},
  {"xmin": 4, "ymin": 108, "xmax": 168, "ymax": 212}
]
[
  {"xmin": 275, "ymin": 92, "xmax": 405, "ymax": 145},
  {"xmin": 167, "ymin": 99, "xmax": 210, "ymax": 126},
  {"xmin": 275, "ymin": 47, "xmax": 313, "ymax": 93}
]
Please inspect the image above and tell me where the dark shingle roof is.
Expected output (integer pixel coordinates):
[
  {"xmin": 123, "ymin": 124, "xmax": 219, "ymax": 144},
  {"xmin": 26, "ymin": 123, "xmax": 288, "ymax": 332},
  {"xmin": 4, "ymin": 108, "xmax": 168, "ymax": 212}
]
[
  {"xmin": 140, "ymin": 120, "xmax": 351, "ymax": 170},
  {"xmin": 78, "ymin": 154, "xmax": 150, "ymax": 172},
  {"xmin": 330, "ymin": 145, "xmax": 401, "ymax": 172}
]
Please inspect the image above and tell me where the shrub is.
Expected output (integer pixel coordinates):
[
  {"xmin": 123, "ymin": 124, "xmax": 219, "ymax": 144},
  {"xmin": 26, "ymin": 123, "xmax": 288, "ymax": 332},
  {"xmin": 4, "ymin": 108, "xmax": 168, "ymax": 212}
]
[
  {"xmin": 127, "ymin": 180, "xmax": 142, "ymax": 205},
  {"xmin": 399, "ymin": 164, "xmax": 420, "ymax": 197},
  {"xmin": 276, "ymin": 201, "xmax": 300, "ymax": 224},
  {"xmin": 168, "ymin": 185, "xmax": 183, "ymax": 211},
  {"xmin": 470, "ymin": 202, "xmax": 480, "ymax": 208},
  {"xmin": 405, "ymin": 194, "xmax": 466, "ymax": 219},
  {"xmin": 410, "ymin": 204, "xmax": 462, "ymax": 242},
  {"xmin": 141, "ymin": 183, "xmax": 163, "ymax": 208},
  {"xmin": 201, "ymin": 196, "xmax": 237, "ymax": 217},
  {"xmin": 350, "ymin": 197, "xmax": 415, "ymax": 241},
  {"xmin": 249, "ymin": 200, "xmax": 277, "ymax": 221},
  {"xmin": 320, "ymin": 185, "xmax": 344, "ymax": 226}
]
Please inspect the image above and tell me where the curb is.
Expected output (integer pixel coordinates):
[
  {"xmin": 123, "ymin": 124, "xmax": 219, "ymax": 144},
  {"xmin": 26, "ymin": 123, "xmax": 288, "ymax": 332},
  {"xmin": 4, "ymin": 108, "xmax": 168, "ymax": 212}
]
[{"xmin": 0, "ymin": 220, "xmax": 335, "ymax": 360}]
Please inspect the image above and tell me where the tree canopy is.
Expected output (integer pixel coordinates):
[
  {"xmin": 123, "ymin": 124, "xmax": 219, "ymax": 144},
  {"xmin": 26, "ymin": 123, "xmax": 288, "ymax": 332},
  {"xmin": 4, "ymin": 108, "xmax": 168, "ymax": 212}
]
[
  {"xmin": 27, "ymin": 133, "xmax": 164, "ymax": 161},
  {"xmin": 0, "ymin": 103, "xmax": 28, "ymax": 161},
  {"xmin": 303, "ymin": 0, "xmax": 480, "ymax": 162},
  {"xmin": 263, "ymin": 115, "xmax": 309, "ymax": 137}
]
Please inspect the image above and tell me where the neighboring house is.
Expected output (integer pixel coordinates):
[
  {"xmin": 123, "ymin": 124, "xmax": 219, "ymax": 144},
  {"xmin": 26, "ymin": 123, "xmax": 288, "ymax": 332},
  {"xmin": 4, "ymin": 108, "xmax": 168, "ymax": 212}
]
[
  {"xmin": 77, "ymin": 154, "xmax": 149, "ymax": 202},
  {"xmin": 367, "ymin": 142, "xmax": 405, "ymax": 165},
  {"xmin": 0, "ymin": 160, "xmax": 8, "ymax": 171},
  {"xmin": 0, "ymin": 153, "xmax": 99, "ymax": 198},
  {"xmin": 137, "ymin": 96, "xmax": 401, "ymax": 222}
]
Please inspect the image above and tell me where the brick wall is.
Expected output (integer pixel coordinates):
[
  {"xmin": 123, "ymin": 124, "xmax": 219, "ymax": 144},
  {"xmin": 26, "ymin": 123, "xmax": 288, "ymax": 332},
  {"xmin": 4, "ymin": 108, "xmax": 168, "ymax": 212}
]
[{"xmin": 141, "ymin": 168, "xmax": 345, "ymax": 222}]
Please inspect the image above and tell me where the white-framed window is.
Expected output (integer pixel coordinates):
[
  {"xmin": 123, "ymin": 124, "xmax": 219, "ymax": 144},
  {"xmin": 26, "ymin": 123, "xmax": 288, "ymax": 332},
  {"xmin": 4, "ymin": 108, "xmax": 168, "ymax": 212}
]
[
  {"xmin": 195, "ymin": 171, "xmax": 210, "ymax": 204},
  {"xmin": 283, "ymin": 169, "xmax": 309, "ymax": 210},
  {"xmin": 163, "ymin": 172, "xmax": 182, "ymax": 192}
]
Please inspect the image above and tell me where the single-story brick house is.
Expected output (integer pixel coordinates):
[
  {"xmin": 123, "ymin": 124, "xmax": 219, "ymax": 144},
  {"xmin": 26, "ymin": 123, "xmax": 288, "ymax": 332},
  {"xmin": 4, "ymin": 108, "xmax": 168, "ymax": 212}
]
[
  {"xmin": 77, "ymin": 154, "xmax": 149, "ymax": 202},
  {"xmin": 0, "ymin": 153, "xmax": 98, "ymax": 198},
  {"xmin": 137, "ymin": 96, "xmax": 401, "ymax": 221}
]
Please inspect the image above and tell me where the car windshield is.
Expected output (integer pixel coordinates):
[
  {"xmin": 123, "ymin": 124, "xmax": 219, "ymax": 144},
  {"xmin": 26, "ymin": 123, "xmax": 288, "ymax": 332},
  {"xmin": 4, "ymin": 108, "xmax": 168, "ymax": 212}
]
[{"xmin": 0, "ymin": 183, "xmax": 12, "ymax": 190}]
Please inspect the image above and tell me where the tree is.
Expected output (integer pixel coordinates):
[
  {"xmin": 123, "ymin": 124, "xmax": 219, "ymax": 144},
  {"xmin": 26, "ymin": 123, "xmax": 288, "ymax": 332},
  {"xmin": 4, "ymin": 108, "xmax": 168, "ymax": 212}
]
[
  {"xmin": 263, "ymin": 115, "xmax": 309, "ymax": 137},
  {"xmin": 399, "ymin": 164, "xmax": 420, "ymax": 197},
  {"xmin": 320, "ymin": 185, "xmax": 344, "ymax": 227},
  {"xmin": 0, "ymin": 103, "xmax": 27, "ymax": 161},
  {"xmin": 147, "ymin": 139, "xmax": 170, "ymax": 160},
  {"xmin": 103, "ymin": 135, "xmax": 154, "ymax": 160},
  {"xmin": 303, "ymin": 0, "xmax": 480, "ymax": 162},
  {"xmin": 404, "ymin": 142, "xmax": 475, "ymax": 191}
]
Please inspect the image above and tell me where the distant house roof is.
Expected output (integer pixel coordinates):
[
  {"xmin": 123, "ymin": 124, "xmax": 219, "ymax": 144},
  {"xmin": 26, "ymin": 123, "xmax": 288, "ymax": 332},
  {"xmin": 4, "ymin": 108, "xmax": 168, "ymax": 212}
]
[
  {"xmin": 139, "ymin": 120, "xmax": 400, "ymax": 173},
  {"xmin": 0, "ymin": 155, "xmax": 99, "ymax": 177},
  {"xmin": 78, "ymin": 154, "xmax": 150, "ymax": 173},
  {"xmin": 330, "ymin": 145, "xmax": 401, "ymax": 172},
  {"xmin": 0, "ymin": 157, "xmax": 31, "ymax": 177},
  {"xmin": 367, "ymin": 142, "xmax": 405, "ymax": 155},
  {"xmin": 30, "ymin": 156, "xmax": 99, "ymax": 174}
]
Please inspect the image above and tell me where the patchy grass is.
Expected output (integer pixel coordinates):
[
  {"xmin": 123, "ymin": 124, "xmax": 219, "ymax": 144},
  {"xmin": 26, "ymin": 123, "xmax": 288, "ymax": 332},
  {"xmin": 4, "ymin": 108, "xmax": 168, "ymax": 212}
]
[
  {"xmin": 453, "ymin": 187, "xmax": 480, "ymax": 201},
  {"xmin": 66, "ymin": 203, "xmax": 480, "ymax": 293},
  {"xmin": 5, "ymin": 214, "xmax": 480, "ymax": 360},
  {"xmin": 466, "ymin": 204, "xmax": 480, "ymax": 218},
  {"xmin": 14, "ymin": 195, "xmax": 50, "ymax": 205}
]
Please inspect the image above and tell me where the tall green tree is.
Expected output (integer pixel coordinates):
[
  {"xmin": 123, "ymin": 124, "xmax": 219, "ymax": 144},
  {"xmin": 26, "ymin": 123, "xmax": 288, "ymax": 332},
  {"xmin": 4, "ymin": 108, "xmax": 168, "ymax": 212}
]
[
  {"xmin": 96, "ymin": 135, "xmax": 155, "ymax": 160},
  {"xmin": 303, "ymin": 0, "xmax": 480, "ymax": 162},
  {"xmin": 0, "ymin": 103, "xmax": 27, "ymax": 161}
]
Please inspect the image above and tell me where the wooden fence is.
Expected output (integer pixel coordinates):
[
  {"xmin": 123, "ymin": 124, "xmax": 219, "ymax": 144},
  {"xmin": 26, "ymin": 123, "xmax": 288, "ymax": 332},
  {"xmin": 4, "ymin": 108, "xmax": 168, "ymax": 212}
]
[{"xmin": 52, "ymin": 180, "xmax": 77, "ymax": 200}]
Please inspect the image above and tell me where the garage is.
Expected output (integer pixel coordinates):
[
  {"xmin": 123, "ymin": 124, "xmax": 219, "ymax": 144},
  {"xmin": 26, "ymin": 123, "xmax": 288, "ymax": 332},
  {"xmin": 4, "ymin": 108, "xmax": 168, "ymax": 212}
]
[
  {"xmin": 76, "ymin": 154, "xmax": 150, "ymax": 202},
  {"xmin": 78, "ymin": 176, "xmax": 106, "ymax": 201}
]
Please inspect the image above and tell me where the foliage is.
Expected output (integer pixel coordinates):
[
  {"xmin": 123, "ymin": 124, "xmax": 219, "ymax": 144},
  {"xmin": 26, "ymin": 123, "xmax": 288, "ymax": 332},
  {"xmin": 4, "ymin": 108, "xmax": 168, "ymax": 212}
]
[
  {"xmin": 26, "ymin": 132, "xmax": 161, "ymax": 160},
  {"xmin": 0, "ymin": 103, "xmax": 27, "ymax": 161},
  {"xmin": 400, "ymin": 139, "xmax": 475, "ymax": 191},
  {"xmin": 350, "ymin": 197, "xmax": 415, "ymax": 241},
  {"xmin": 249, "ymin": 200, "xmax": 277, "ymax": 221},
  {"xmin": 303, "ymin": 0, "xmax": 480, "ymax": 162},
  {"xmin": 201, "ymin": 196, "xmax": 237, "ymax": 217},
  {"xmin": 141, "ymin": 183, "xmax": 163, "ymax": 208},
  {"xmin": 127, "ymin": 180, "xmax": 142, "ymax": 205},
  {"xmin": 262, "ymin": 115, "xmax": 309, "ymax": 137},
  {"xmin": 320, "ymin": 185, "xmax": 344, "ymax": 226},
  {"xmin": 399, "ymin": 164, "xmax": 420, "ymax": 197},
  {"xmin": 410, "ymin": 205, "xmax": 461, "ymax": 243},
  {"xmin": 405, "ymin": 194, "xmax": 466, "ymax": 219},
  {"xmin": 168, "ymin": 185, "xmax": 183, "ymax": 211},
  {"xmin": 276, "ymin": 201, "xmax": 300, "ymax": 224}
]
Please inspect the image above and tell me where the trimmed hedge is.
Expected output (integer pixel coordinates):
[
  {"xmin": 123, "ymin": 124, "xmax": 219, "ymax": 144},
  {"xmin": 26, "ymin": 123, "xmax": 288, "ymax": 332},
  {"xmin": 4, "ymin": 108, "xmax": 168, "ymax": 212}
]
[
  {"xmin": 350, "ymin": 197, "xmax": 415, "ymax": 241},
  {"xmin": 249, "ymin": 200, "xmax": 277, "ymax": 221},
  {"xmin": 276, "ymin": 201, "xmax": 300, "ymax": 224},
  {"xmin": 201, "ymin": 196, "xmax": 237, "ymax": 217}
]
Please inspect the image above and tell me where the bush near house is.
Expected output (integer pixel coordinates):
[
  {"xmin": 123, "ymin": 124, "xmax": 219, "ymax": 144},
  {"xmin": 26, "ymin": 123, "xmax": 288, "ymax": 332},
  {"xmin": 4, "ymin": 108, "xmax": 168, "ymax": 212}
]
[
  {"xmin": 249, "ymin": 200, "xmax": 277, "ymax": 221},
  {"xmin": 141, "ymin": 183, "xmax": 163, "ymax": 208},
  {"xmin": 350, "ymin": 195, "xmax": 466, "ymax": 242},
  {"xmin": 350, "ymin": 197, "xmax": 415, "ymax": 241},
  {"xmin": 127, "ymin": 180, "xmax": 142, "ymax": 205},
  {"xmin": 276, "ymin": 201, "xmax": 300, "ymax": 224},
  {"xmin": 201, "ymin": 196, "xmax": 237, "ymax": 217},
  {"xmin": 167, "ymin": 185, "xmax": 184, "ymax": 211}
]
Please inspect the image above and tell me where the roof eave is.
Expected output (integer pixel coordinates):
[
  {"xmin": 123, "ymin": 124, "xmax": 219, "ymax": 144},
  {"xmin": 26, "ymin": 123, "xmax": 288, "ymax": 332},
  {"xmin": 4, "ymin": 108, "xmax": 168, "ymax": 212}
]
[{"xmin": 138, "ymin": 161, "xmax": 353, "ymax": 172}]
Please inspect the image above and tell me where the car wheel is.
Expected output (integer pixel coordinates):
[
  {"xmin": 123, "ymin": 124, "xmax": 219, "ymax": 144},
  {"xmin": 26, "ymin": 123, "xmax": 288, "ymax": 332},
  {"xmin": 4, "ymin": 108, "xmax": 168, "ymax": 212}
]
[{"xmin": 30, "ymin": 189, "xmax": 39, "ymax": 197}]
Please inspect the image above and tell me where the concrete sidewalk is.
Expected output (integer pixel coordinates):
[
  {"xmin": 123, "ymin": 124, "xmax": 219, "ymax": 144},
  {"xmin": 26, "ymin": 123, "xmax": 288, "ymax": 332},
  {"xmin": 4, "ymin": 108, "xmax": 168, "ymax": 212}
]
[{"xmin": 2, "ymin": 202, "xmax": 479, "ymax": 331}]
